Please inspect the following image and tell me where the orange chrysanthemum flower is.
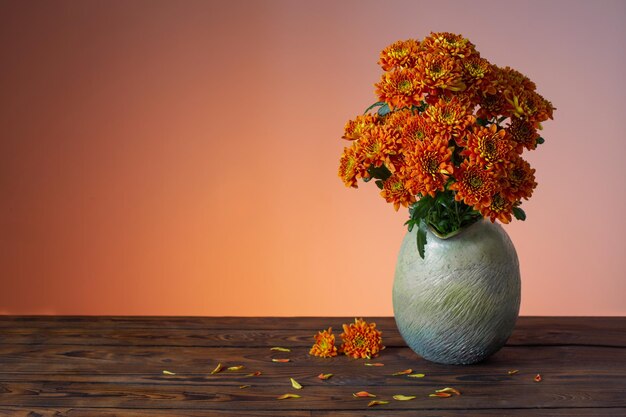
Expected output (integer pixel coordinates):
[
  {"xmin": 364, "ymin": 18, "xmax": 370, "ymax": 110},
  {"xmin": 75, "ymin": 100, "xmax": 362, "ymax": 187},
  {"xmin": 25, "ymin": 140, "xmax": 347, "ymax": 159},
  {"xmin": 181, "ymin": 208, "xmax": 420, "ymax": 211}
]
[
  {"xmin": 309, "ymin": 327, "xmax": 338, "ymax": 358},
  {"xmin": 501, "ymin": 155, "xmax": 537, "ymax": 201},
  {"xmin": 357, "ymin": 125, "xmax": 399, "ymax": 172},
  {"xmin": 341, "ymin": 318, "xmax": 384, "ymax": 359},
  {"xmin": 506, "ymin": 117, "xmax": 540, "ymax": 153},
  {"xmin": 497, "ymin": 66, "xmax": 537, "ymax": 92},
  {"xmin": 425, "ymin": 96, "xmax": 475, "ymax": 143},
  {"xmin": 479, "ymin": 192, "xmax": 514, "ymax": 224},
  {"xmin": 462, "ymin": 56, "xmax": 497, "ymax": 102},
  {"xmin": 416, "ymin": 53, "xmax": 466, "ymax": 93},
  {"xmin": 380, "ymin": 174, "xmax": 416, "ymax": 211},
  {"xmin": 400, "ymin": 113, "xmax": 435, "ymax": 147},
  {"xmin": 405, "ymin": 138, "xmax": 454, "ymax": 197},
  {"xmin": 375, "ymin": 68, "xmax": 423, "ymax": 110},
  {"xmin": 343, "ymin": 114, "xmax": 383, "ymax": 141},
  {"xmin": 384, "ymin": 108, "xmax": 414, "ymax": 134},
  {"xmin": 379, "ymin": 39, "xmax": 420, "ymax": 71},
  {"xmin": 420, "ymin": 32, "xmax": 477, "ymax": 58},
  {"xmin": 450, "ymin": 160, "xmax": 497, "ymax": 208},
  {"xmin": 338, "ymin": 146, "xmax": 361, "ymax": 188},
  {"xmin": 476, "ymin": 91, "xmax": 509, "ymax": 120},
  {"xmin": 463, "ymin": 124, "xmax": 512, "ymax": 169}
]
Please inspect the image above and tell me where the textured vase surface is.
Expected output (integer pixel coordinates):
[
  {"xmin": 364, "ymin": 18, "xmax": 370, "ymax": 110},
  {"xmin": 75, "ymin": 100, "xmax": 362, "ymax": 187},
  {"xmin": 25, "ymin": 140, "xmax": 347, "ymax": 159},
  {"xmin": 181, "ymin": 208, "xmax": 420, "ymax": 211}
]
[{"xmin": 393, "ymin": 220, "xmax": 520, "ymax": 365}]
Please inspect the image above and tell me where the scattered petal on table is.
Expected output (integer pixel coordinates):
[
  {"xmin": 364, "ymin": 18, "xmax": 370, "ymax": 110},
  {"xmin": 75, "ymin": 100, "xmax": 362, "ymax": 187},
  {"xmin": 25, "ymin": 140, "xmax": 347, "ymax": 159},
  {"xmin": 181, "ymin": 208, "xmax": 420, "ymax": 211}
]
[
  {"xmin": 227, "ymin": 365, "xmax": 244, "ymax": 371},
  {"xmin": 272, "ymin": 358, "xmax": 290, "ymax": 363},
  {"xmin": 277, "ymin": 393, "xmax": 301, "ymax": 400},
  {"xmin": 367, "ymin": 400, "xmax": 389, "ymax": 407},
  {"xmin": 246, "ymin": 371, "xmax": 262, "ymax": 377},
  {"xmin": 318, "ymin": 373, "xmax": 333, "ymax": 380},
  {"xmin": 508, "ymin": 369, "xmax": 519, "ymax": 375},
  {"xmin": 353, "ymin": 391, "xmax": 376, "ymax": 398},
  {"xmin": 392, "ymin": 369, "xmax": 412, "ymax": 376},
  {"xmin": 239, "ymin": 385, "xmax": 250, "ymax": 389},
  {"xmin": 436, "ymin": 387, "xmax": 461, "ymax": 396},
  {"xmin": 364, "ymin": 362, "xmax": 384, "ymax": 367},
  {"xmin": 534, "ymin": 374, "xmax": 542, "ymax": 382},
  {"xmin": 210, "ymin": 363, "xmax": 224, "ymax": 374},
  {"xmin": 162, "ymin": 370, "xmax": 176, "ymax": 375},
  {"xmin": 290, "ymin": 377, "xmax": 303, "ymax": 390},
  {"xmin": 407, "ymin": 373, "xmax": 425, "ymax": 378},
  {"xmin": 271, "ymin": 347, "xmax": 291, "ymax": 352},
  {"xmin": 429, "ymin": 392, "xmax": 453, "ymax": 398},
  {"xmin": 393, "ymin": 394, "xmax": 416, "ymax": 401}
]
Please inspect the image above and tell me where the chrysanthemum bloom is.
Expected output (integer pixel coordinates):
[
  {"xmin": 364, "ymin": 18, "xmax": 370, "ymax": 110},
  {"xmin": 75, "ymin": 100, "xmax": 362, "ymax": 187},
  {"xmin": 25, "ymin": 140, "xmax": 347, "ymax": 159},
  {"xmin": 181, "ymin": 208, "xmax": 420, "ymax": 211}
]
[
  {"xmin": 450, "ymin": 160, "xmax": 497, "ymax": 208},
  {"xmin": 343, "ymin": 114, "xmax": 383, "ymax": 141},
  {"xmin": 404, "ymin": 138, "xmax": 454, "ymax": 198},
  {"xmin": 476, "ymin": 91, "xmax": 509, "ymax": 120},
  {"xmin": 384, "ymin": 108, "xmax": 414, "ymax": 134},
  {"xmin": 501, "ymin": 155, "xmax": 537, "ymax": 201},
  {"xmin": 375, "ymin": 68, "xmax": 423, "ymax": 110},
  {"xmin": 506, "ymin": 117, "xmax": 540, "ymax": 153},
  {"xmin": 420, "ymin": 32, "xmax": 477, "ymax": 59},
  {"xmin": 462, "ymin": 55, "xmax": 497, "ymax": 102},
  {"xmin": 338, "ymin": 146, "xmax": 361, "ymax": 188},
  {"xmin": 380, "ymin": 174, "xmax": 416, "ymax": 211},
  {"xmin": 479, "ymin": 192, "xmax": 514, "ymax": 223},
  {"xmin": 425, "ymin": 96, "xmax": 475, "ymax": 144},
  {"xmin": 463, "ymin": 124, "xmax": 512, "ymax": 169},
  {"xmin": 309, "ymin": 327, "xmax": 338, "ymax": 358},
  {"xmin": 357, "ymin": 126, "xmax": 399, "ymax": 173},
  {"xmin": 415, "ymin": 53, "xmax": 466, "ymax": 93},
  {"xmin": 497, "ymin": 66, "xmax": 537, "ymax": 92},
  {"xmin": 340, "ymin": 318, "xmax": 384, "ymax": 359},
  {"xmin": 399, "ymin": 113, "xmax": 435, "ymax": 148},
  {"xmin": 378, "ymin": 39, "xmax": 420, "ymax": 71}
]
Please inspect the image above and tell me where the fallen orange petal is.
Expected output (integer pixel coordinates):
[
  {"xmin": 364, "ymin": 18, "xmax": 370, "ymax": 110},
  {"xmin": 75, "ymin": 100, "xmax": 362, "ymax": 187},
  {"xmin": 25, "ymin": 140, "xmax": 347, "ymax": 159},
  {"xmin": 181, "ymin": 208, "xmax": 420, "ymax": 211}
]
[
  {"xmin": 227, "ymin": 365, "xmax": 244, "ymax": 371},
  {"xmin": 246, "ymin": 371, "xmax": 262, "ymax": 377},
  {"xmin": 429, "ymin": 392, "xmax": 453, "ymax": 398},
  {"xmin": 407, "ymin": 373, "xmax": 425, "ymax": 378},
  {"xmin": 239, "ymin": 385, "xmax": 250, "ymax": 389},
  {"xmin": 162, "ymin": 370, "xmax": 176, "ymax": 375},
  {"xmin": 508, "ymin": 369, "xmax": 520, "ymax": 375},
  {"xmin": 271, "ymin": 347, "xmax": 291, "ymax": 352},
  {"xmin": 353, "ymin": 391, "xmax": 376, "ymax": 398},
  {"xmin": 318, "ymin": 373, "xmax": 333, "ymax": 380},
  {"xmin": 210, "ymin": 363, "xmax": 224, "ymax": 374},
  {"xmin": 277, "ymin": 393, "xmax": 301, "ymax": 400},
  {"xmin": 393, "ymin": 394, "xmax": 416, "ymax": 401},
  {"xmin": 392, "ymin": 368, "xmax": 412, "ymax": 376},
  {"xmin": 534, "ymin": 374, "xmax": 542, "ymax": 382},
  {"xmin": 436, "ymin": 387, "xmax": 461, "ymax": 396},
  {"xmin": 364, "ymin": 362, "xmax": 384, "ymax": 367},
  {"xmin": 367, "ymin": 400, "xmax": 389, "ymax": 407},
  {"xmin": 272, "ymin": 358, "xmax": 290, "ymax": 363},
  {"xmin": 290, "ymin": 378, "xmax": 303, "ymax": 390}
]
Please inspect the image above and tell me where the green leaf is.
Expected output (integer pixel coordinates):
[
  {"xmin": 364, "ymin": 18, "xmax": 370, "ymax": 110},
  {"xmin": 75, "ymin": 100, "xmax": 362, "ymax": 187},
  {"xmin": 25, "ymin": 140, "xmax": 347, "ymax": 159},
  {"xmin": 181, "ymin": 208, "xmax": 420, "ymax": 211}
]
[
  {"xmin": 513, "ymin": 207, "xmax": 526, "ymax": 221},
  {"xmin": 411, "ymin": 196, "xmax": 434, "ymax": 221},
  {"xmin": 367, "ymin": 165, "xmax": 392, "ymax": 181},
  {"xmin": 363, "ymin": 101, "xmax": 385, "ymax": 114},
  {"xmin": 375, "ymin": 180, "xmax": 384, "ymax": 190},
  {"xmin": 416, "ymin": 219, "xmax": 427, "ymax": 259},
  {"xmin": 536, "ymin": 137, "xmax": 545, "ymax": 145},
  {"xmin": 476, "ymin": 117, "xmax": 489, "ymax": 127},
  {"xmin": 378, "ymin": 103, "xmax": 391, "ymax": 116}
]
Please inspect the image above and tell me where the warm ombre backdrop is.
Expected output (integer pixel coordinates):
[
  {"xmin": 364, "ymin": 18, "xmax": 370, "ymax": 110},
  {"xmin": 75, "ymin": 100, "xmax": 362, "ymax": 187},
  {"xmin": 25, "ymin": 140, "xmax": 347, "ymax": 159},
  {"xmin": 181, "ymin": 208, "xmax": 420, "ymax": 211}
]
[{"xmin": 1, "ymin": 0, "xmax": 625, "ymax": 316}]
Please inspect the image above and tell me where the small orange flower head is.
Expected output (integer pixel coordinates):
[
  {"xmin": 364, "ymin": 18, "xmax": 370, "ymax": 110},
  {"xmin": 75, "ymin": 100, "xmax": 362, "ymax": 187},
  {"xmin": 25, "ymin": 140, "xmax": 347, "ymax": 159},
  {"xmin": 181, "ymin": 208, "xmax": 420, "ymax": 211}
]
[
  {"xmin": 378, "ymin": 39, "xmax": 420, "ymax": 71},
  {"xmin": 479, "ymin": 192, "xmax": 514, "ymax": 224},
  {"xmin": 380, "ymin": 174, "xmax": 416, "ymax": 211},
  {"xmin": 404, "ymin": 138, "xmax": 454, "ymax": 198},
  {"xmin": 340, "ymin": 318, "xmax": 384, "ymax": 359},
  {"xmin": 338, "ymin": 146, "xmax": 360, "ymax": 188},
  {"xmin": 463, "ymin": 124, "xmax": 512, "ymax": 169},
  {"xmin": 506, "ymin": 117, "xmax": 540, "ymax": 153},
  {"xmin": 343, "ymin": 114, "xmax": 383, "ymax": 141},
  {"xmin": 309, "ymin": 327, "xmax": 338, "ymax": 358},
  {"xmin": 450, "ymin": 160, "xmax": 497, "ymax": 209},
  {"xmin": 421, "ymin": 32, "xmax": 477, "ymax": 59},
  {"xmin": 375, "ymin": 68, "xmax": 423, "ymax": 110}
]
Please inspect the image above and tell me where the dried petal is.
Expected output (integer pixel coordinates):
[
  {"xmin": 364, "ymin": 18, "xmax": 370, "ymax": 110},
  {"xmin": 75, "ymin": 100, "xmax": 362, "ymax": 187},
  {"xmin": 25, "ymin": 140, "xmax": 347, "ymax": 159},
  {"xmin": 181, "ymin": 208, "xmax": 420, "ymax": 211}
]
[
  {"xmin": 277, "ymin": 393, "xmax": 301, "ymax": 400},
  {"xmin": 407, "ymin": 373, "xmax": 425, "ymax": 378},
  {"xmin": 392, "ymin": 368, "xmax": 413, "ymax": 376},
  {"xmin": 246, "ymin": 371, "xmax": 262, "ymax": 377},
  {"xmin": 429, "ymin": 392, "xmax": 452, "ymax": 398},
  {"xmin": 393, "ymin": 395, "xmax": 416, "ymax": 401},
  {"xmin": 508, "ymin": 369, "xmax": 519, "ymax": 375},
  {"xmin": 364, "ymin": 362, "xmax": 384, "ymax": 367},
  {"xmin": 353, "ymin": 391, "xmax": 376, "ymax": 398},
  {"xmin": 271, "ymin": 347, "xmax": 291, "ymax": 352},
  {"xmin": 318, "ymin": 373, "xmax": 333, "ymax": 380},
  {"xmin": 367, "ymin": 400, "xmax": 389, "ymax": 407},
  {"xmin": 534, "ymin": 373, "xmax": 542, "ymax": 382},
  {"xmin": 239, "ymin": 385, "xmax": 250, "ymax": 389},
  {"xmin": 210, "ymin": 363, "xmax": 224, "ymax": 374},
  {"xmin": 272, "ymin": 358, "xmax": 290, "ymax": 363},
  {"xmin": 227, "ymin": 365, "xmax": 244, "ymax": 371},
  {"xmin": 290, "ymin": 378, "xmax": 303, "ymax": 390},
  {"xmin": 436, "ymin": 387, "xmax": 461, "ymax": 396},
  {"xmin": 162, "ymin": 370, "xmax": 176, "ymax": 375}
]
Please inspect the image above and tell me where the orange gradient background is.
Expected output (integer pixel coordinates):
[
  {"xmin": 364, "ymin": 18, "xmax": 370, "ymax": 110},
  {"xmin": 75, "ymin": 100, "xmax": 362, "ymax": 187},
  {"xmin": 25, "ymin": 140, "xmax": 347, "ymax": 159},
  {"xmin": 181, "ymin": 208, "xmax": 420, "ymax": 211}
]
[{"xmin": 1, "ymin": 0, "xmax": 625, "ymax": 316}]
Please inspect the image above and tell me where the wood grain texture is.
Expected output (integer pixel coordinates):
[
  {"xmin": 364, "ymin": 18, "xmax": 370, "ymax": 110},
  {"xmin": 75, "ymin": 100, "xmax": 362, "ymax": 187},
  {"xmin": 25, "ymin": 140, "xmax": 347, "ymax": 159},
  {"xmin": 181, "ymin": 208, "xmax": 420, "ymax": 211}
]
[{"xmin": 0, "ymin": 316, "xmax": 624, "ymax": 416}]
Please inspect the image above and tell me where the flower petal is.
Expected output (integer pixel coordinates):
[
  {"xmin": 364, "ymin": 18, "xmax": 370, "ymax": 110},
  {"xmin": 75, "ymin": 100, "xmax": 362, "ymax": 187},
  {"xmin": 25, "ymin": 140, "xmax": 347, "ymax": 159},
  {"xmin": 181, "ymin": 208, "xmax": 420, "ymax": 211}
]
[
  {"xmin": 272, "ymin": 358, "xmax": 290, "ymax": 363},
  {"xmin": 534, "ymin": 374, "xmax": 542, "ymax": 382},
  {"xmin": 277, "ymin": 393, "xmax": 301, "ymax": 400},
  {"xmin": 239, "ymin": 385, "xmax": 250, "ymax": 389},
  {"xmin": 246, "ymin": 371, "xmax": 262, "ymax": 377},
  {"xmin": 508, "ymin": 369, "xmax": 519, "ymax": 375},
  {"xmin": 429, "ymin": 392, "xmax": 452, "ymax": 398},
  {"xmin": 367, "ymin": 400, "xmax": 389, "ymax": 407},
  {"xmin": 227, "ymin": 365, "xmax": 244, "ymax": 371},
  {"xmin": 317, "ymin": 373, "xmax": 333, "ymax": 380},
  {"xmin": 393, "ymin": 395, "xmax": 416, "ymax": 401},
  {"xmin": 290, "ymin": 378, "xmax": 303, "ymax": 390},
  {"xmin": 210, "ymin": 363, "xmax": 224, "ymax": 374},
  {"xmin": 162, "ymin": 370, "xmax": 176, "ymax": 375},
  {"xmin": 364, "ymin": 362, "xmax": 384, "ymax": 367},
  {"xmin": 353, "ymin": 391, "xmax": 376, "ymax": 398},
  {"xmin": 407, "ymin": 373, "xmax": 425, "ymax": 378},
  {"xmin": 436, "ymin": 387, "xmax": 461, "ymax": 396},
  {"xmin": 271, "ymin": 347, "xmax": 291, "ymax": 352},
  {"xmin": 392, "ymin": 369, "xmax": 413, "ymax": 376}
]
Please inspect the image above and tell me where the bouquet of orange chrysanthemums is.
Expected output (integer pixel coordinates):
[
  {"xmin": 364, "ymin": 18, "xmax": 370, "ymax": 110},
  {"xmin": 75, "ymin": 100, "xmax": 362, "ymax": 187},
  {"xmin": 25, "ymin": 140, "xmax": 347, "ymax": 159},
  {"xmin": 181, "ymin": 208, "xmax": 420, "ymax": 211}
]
[{"xmin": 338, "ymin": 32, "xmax": 555, "ymax": 257}]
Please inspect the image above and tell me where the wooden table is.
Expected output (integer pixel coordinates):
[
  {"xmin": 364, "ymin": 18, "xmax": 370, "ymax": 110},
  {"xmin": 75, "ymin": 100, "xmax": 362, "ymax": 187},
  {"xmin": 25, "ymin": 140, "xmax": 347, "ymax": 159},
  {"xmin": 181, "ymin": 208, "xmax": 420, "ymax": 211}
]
[{"xmin": 0, "ymin": 316, "xmax": 624, "ymax": 416}]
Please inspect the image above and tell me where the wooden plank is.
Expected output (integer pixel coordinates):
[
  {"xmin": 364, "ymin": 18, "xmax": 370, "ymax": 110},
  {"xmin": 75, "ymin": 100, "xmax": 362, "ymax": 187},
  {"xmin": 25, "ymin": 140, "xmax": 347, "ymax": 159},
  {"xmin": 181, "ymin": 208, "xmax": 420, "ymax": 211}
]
[
  {"xmin": 0, "ymin": 317, "xmax": 624, "ymax": 347},
  {"xmin": 0, "ymin": 344, "xmax": 623, "ymax": 375},
  {"xmin": 0, "ymin": 381, "xmax": 624, "ymax": 410},
  {"xmin": 313, "ymin": 410, "xmax": 626, "ymax": 417},
  {"xmin": 0, "ymin": 409, "xmax": 312, "ymax": 417}
]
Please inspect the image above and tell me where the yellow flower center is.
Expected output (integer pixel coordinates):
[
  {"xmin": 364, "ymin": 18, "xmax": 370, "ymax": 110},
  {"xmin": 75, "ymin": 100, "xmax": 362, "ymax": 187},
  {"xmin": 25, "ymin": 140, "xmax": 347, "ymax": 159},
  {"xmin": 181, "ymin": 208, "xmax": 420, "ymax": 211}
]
[
  {"xmin": 468, "ymin": 174, "xmax": 483, "ymax": 190},
  {"xmin": 398, "ymin": 79, "xmax": 413, "ymax": 93},
  {"xmin": 389, "ymin": 47, "xmax": 409, "ymax": 59},
  {"xmin": 491, "ymin": 194, "xmax": 506, "ymax": 211}
]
